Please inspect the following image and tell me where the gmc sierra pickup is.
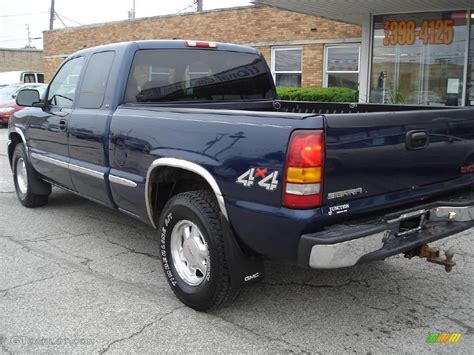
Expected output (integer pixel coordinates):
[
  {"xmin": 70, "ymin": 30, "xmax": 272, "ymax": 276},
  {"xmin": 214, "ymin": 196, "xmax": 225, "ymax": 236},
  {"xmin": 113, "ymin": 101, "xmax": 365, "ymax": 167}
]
[{"xmin": 7, "ymin": 40, "xmax": 474, "ymax": 311}]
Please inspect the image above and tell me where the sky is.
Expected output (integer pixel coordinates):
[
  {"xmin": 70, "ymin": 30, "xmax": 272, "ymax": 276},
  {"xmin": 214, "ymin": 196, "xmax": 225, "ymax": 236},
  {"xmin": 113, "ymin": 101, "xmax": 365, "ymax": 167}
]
[{"xmin": 0, "ymin": 0, "xmax": 253, "ymax": 49}]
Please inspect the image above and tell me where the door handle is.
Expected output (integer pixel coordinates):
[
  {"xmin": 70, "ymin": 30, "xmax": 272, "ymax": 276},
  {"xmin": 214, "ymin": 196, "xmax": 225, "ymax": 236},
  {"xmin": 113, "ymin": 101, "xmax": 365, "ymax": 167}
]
[
  {"xmin": 406, "ymin": 130, "xmax": 429, "ymax": 150},
  {"xmin": 59, "ymin": 119, "xmax": 68, "ymax": 131}
]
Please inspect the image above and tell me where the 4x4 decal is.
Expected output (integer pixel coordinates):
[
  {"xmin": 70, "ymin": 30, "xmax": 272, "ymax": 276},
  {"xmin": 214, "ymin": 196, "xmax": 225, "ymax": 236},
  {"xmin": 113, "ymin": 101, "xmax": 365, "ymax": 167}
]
[{"xmin": 236, "ymin": 168, "xmax": 279, "ymax": 191}]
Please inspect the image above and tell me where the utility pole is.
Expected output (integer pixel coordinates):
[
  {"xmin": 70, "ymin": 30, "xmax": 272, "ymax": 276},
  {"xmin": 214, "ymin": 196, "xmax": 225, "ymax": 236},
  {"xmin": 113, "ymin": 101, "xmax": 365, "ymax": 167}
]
[
  {"xmin": 49, "ymin": 0, "xmax": 55, "ymax": 30},
  {"xmin": 194, "ymin": 0, "xmax": 203, "ymax": 12},
  {"xmin": 128, "ymin": 0, "xmax": 136, "ymax": 20}
]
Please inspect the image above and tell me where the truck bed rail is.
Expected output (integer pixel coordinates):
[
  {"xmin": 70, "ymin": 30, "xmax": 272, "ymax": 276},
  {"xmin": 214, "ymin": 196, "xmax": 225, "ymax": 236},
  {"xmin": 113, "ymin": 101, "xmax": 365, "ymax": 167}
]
[{"xmin": 278, "ymin": 101, "xmax": 452, "ymax": 115}]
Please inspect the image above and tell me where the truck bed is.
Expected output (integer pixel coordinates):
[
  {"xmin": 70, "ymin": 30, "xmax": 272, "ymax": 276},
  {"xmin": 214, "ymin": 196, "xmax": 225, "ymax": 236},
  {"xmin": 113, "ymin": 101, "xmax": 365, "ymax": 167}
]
[
  {"xmin": 120, "ymin": 100, "xmax": 474, "ymax": 214},
  {"xmin": 123, "ymin": 99, "xmax": 455, "ymax": 114}
]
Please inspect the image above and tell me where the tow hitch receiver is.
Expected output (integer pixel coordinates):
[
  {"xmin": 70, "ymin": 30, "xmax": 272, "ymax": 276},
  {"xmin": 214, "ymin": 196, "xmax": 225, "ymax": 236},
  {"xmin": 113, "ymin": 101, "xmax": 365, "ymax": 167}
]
[{"xmin": 404, "ymin": 244, "xmax": 456, "ymax": 272}]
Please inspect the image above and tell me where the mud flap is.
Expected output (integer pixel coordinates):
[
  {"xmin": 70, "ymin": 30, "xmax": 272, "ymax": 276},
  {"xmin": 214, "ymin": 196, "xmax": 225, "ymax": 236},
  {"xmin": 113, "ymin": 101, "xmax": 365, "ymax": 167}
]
[
  {"xmin": 219, "ymin": 214, "xmax": 265, "ymax": 288},
  {"xmin": 27, "ymin": 154, "xmax": 52, "ymax": 196}
]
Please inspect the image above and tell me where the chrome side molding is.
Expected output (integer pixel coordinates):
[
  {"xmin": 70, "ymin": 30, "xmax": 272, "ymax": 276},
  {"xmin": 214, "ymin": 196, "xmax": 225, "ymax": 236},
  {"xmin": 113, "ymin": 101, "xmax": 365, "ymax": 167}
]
[
  {"xmin": 31, "ymin": 152, "xmax": 69, "ymax": 169},
  {"xmin": 31, "ymin": 152, "xmax": 104, "ymax": 179},
  {"xmin": 109, "ymin": 175, "xmax": 137, "ymax": 188},
  {"xmin": 145, "ymin": 158, "xmax": 229, "ymax": 228},
  {"xmin": 69, "ymin": 163, "xmax": 104, "ymax": 179}
]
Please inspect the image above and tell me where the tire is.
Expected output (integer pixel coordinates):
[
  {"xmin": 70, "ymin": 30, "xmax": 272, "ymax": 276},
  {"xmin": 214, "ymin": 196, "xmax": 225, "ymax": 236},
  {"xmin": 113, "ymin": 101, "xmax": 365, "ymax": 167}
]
[
  {"xmin": 158, "ymin": 190, "xmax": 239, "ymax": 311},
  {"xmin": 12, "ymin": 144, "xmax": 50, "ymax": 207}
]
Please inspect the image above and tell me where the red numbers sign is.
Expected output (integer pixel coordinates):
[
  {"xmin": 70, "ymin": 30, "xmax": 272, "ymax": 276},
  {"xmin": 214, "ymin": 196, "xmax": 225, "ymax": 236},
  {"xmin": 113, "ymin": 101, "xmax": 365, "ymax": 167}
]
[{"xmin": 383, "ymin": 19, "xmax": 454, "ymax": 46}]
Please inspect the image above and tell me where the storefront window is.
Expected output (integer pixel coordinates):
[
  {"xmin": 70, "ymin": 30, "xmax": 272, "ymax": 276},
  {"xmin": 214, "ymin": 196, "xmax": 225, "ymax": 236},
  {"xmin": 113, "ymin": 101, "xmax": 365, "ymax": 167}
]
[
  {"xmin": 324, "ymin": 45, "xmax": 360, "ymax": 89},
  {"xmin": 271, "ymin": 47, "xmax": 302, "ymax": 87},
  {"xmin": 371, "ymin": 11, "xmax": 468, "ymax": 106}
]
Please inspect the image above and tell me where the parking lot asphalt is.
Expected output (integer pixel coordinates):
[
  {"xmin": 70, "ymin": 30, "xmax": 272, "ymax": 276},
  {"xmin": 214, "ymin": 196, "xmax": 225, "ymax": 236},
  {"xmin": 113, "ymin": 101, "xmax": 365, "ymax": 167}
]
[{"xmin": 0, "ymin": 127, "xmax": 473, "ymax": 354}]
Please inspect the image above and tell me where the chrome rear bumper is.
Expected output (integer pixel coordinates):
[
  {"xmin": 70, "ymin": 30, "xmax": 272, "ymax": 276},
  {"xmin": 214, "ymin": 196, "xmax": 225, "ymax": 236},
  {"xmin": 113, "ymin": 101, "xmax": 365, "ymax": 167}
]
[{"xmin": 299, "ymin": 196, "xmax": 474, "ymax": 269}]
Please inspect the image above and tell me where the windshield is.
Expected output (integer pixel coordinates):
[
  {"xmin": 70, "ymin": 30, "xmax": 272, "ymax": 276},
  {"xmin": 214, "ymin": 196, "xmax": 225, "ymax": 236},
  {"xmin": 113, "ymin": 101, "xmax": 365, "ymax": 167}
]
[{"xmin": 124, "ymin": 49, "xmax": 273, "ymax": 103}]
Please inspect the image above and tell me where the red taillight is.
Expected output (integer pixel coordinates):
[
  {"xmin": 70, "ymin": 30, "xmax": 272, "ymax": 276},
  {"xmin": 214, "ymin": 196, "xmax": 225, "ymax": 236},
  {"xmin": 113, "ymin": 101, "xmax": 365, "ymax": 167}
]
[
  {"xmin": 283, "ymin": 130, "xmax": 324, "ymax": 209},
  {"xmin": 185, "ymin": 40, "xmax": 217, "ymax": 48}
]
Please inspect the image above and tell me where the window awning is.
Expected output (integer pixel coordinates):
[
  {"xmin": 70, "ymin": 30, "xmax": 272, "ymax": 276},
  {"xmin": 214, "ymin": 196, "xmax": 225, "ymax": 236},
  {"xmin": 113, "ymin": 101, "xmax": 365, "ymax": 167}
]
[{"xmin": 254, "ymin": 0, "xmax": 472, "ymax": 24}]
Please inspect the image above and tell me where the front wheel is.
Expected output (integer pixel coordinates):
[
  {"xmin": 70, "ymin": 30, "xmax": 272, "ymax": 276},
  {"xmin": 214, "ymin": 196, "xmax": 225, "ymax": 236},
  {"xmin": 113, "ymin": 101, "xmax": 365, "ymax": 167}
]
[
  {"xmin": 12, "ymin": 144, "xmax": 50, "ymax": 207},
  {"xmin": 158, "ymin": 190, "xmax": 239, "ymax": 311}
]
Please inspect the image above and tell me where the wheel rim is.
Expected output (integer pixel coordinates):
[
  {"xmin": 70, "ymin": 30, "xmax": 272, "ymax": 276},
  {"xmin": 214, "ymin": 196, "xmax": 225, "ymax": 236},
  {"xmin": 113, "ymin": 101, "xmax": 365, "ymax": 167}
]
[
  {"xmin": 170, "ymin": 220, "xmax": 209, "ymax": 287},
  {"xmin": 16, "ymin": 157, "xmax": 28, "ymax": 195}
]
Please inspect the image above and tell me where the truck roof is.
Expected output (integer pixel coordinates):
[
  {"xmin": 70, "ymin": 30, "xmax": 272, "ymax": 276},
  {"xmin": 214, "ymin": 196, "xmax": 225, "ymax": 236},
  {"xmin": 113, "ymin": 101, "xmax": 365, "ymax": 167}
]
[{"xmin": 68, "ymin": 40, "xmax": 259, "ymax": 59}]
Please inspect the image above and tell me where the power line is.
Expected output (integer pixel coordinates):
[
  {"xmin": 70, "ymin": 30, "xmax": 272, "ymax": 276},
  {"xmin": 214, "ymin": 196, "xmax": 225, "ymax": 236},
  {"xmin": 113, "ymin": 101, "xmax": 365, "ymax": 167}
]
[
  {"xmin": 56, "ymin": 12, "xmax": 83, "ymax": 26},
  {"xmin": 0, "ymin": 11, "xmax": 48, "ymax": 18},
  {"xmin": 176, "ymin": 4, "xmax": 194, "ymax": 13},
  {"xmin": 0, "ymin": 37, "xmax": 42, "ymax": 43},
  {"xmin": 177, "ymin": 1, "xmax": 203, "ymax": 14},
  {"xmin": 0, "ymin": 38, "xmax": 32, "ymax": 42},
  {"xmin": 55, "ymin": 12, "xmax": 68, "ymax": 28}
]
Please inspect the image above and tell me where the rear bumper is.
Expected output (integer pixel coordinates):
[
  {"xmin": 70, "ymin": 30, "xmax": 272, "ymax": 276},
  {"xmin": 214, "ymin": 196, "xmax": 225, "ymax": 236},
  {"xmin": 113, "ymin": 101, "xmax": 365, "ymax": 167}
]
[{"xmin": 298, "ymin": 193, "xmax": 474, "ymax": 269}]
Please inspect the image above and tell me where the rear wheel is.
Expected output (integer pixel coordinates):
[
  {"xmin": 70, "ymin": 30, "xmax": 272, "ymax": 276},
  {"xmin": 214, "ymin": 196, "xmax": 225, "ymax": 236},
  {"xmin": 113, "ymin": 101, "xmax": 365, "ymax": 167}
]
[
  {"xmin": 158, "ymin": 190, "xmax": 239, "ymax": 311},
  {"xmin": 12, "ymin": 144, "xmax": 50, "ymax": 207}
]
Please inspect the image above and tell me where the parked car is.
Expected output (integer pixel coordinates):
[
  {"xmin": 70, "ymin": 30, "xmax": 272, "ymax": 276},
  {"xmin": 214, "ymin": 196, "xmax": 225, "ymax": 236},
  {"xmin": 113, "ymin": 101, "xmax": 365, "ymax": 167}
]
[
  {"xmin": 0, "ymin": 71, "xmax": 44, "ymax": 88},
  {"xmin": 0, "ymin": 84, "xmax": 47, "ymax": 126},
  {"xmin": 7, "ymin": 40, "xmax": 474, "ymax": 311}
]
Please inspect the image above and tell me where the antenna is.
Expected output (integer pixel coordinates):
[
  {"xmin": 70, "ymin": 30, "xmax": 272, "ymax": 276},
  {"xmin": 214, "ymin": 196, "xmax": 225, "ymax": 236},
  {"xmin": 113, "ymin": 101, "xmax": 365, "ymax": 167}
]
[{"xmin": 25, "ymin": 24, "xmax": 34, "ymax": 48}]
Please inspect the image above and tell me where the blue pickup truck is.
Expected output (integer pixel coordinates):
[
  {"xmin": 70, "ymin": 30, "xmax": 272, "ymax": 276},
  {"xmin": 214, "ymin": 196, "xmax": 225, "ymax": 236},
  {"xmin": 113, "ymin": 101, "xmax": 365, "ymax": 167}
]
[{"xmin": 7, "ymin": 40, "xmax": 474, "ymax": 310}]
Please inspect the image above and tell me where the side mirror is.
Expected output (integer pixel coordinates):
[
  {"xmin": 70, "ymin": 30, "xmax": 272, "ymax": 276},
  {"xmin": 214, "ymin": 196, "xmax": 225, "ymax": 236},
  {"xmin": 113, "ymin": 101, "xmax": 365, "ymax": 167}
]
[{"xmin": 16, "ymin": 89, "xmax": 42, "ymax": 107}]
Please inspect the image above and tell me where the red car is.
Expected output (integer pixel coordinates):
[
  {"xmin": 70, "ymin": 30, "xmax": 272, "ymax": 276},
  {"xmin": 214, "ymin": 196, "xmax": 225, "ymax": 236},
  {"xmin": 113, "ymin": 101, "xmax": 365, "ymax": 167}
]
[{"xmin": 0, "ymin": 83, "xmax": 46, "ymax": 126}]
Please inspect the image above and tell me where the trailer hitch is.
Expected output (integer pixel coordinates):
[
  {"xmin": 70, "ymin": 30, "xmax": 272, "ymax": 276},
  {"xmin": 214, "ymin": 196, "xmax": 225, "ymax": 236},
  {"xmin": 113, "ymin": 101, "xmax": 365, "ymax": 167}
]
[{"xmin": 404, "ymin": 244, "xmax": 456, "ymax": 272}]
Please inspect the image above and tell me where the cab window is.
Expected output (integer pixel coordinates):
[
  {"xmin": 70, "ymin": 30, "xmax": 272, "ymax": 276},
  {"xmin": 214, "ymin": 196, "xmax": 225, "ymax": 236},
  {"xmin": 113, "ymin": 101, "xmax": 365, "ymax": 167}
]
[
  {"xmin": 23, "ymin": 73, "xmax": 36, "ymax": 83},
  {"xmin": 124, "ymin": 49, "xmax": 273, "ymax": 103},
  {"xmin": 78, "ymin": 51, "xmax": 115, "ymax": 109},
  {"xmin": 47, "ymin": 57, "xmax": 85, "ymax": 107}
]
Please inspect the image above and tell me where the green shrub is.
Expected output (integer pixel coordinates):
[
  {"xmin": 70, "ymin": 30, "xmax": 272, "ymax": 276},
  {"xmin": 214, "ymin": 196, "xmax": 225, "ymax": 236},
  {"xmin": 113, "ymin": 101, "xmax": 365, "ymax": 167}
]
[{"xmin": 276, "ymin": 86, "xmax": 358, "ymax": 102}]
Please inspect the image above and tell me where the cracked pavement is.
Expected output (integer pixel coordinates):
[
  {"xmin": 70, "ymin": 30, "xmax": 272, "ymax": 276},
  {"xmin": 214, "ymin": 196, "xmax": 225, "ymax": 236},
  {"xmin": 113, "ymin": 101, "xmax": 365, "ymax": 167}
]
[{"xmin": 0, "ymin": 127, "xmax": 473, "ymax": 353}]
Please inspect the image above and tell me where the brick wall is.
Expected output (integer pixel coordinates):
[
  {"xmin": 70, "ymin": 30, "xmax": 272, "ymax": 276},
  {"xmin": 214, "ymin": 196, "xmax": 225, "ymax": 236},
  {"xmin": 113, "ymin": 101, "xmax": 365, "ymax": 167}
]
[
  {"xmin": 0, "ymin": 49, "xmax": 43, "ymax": 73},
  {"xmin": 43, "ymin": 5, "xmax": 361, "ymax": 85}
]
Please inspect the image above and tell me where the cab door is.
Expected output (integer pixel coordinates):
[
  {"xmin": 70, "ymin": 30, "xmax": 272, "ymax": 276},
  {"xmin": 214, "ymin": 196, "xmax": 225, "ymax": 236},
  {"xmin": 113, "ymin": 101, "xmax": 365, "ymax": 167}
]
[
  {"xmin": 28, "ymin": 56, "xmax": 85, "ymax": 190},
  {"xmin": 68, "ymin": 51, "xmax": 116, "ymax": 206}
]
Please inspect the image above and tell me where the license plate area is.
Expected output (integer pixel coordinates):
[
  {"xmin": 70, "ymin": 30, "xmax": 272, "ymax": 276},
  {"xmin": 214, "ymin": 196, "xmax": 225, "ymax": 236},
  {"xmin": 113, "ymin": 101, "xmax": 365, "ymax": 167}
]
[{"xmin": 394, "ymin": 210, "xmax": 430, "ymax": 237}]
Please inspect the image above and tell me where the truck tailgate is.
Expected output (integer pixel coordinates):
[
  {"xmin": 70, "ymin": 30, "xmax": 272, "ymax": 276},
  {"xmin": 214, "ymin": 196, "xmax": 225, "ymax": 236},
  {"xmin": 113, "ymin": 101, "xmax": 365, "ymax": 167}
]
[{"xmin": 323, "ymin": 108, "xmax": 474, "ymax": 204}]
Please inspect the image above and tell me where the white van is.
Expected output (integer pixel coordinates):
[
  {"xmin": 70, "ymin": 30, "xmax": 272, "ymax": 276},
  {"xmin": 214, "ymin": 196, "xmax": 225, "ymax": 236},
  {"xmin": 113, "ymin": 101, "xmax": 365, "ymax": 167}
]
[{"xmin": 0, "ymin": 71, "xmax": 44, "ymax": 88}]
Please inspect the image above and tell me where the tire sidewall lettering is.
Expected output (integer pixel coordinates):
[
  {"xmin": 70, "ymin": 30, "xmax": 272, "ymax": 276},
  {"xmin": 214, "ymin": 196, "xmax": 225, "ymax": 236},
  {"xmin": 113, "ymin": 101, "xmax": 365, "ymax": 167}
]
[{"xmin": 160, "ymin": 212, "xmax": 178, "ymax": 287}]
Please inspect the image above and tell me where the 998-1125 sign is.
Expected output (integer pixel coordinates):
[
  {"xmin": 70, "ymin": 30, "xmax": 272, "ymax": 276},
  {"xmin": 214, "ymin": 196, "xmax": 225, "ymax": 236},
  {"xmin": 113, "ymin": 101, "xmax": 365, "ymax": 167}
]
[{"xmin": 383, "ymin": 19, "xmax": 454, "ymax": 46}]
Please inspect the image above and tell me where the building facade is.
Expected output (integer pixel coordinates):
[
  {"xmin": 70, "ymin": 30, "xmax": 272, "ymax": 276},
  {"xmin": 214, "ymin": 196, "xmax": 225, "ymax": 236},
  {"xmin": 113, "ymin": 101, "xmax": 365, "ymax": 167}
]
[
  {"xmin": 42, "ymin": 5, "xmax": 361, "ymax": 87},
  {"xmin": 0, "ymin": 48, "xmax": 43, "ymax": 73},
  {"xmin": 257, "ymin": 0, "xmax": 474, "ymax": 107}
]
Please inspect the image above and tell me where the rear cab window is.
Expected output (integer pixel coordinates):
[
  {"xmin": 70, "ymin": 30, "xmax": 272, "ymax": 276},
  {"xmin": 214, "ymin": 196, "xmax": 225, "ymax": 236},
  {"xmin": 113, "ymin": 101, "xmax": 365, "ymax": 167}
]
[
  {"xmin": 78, "ymin": 51, "xmax": 115, "ymax": 109},
  {"xmin": 23, "ymin": 73, "xmax": 36, "ymax": 83},
  {"xmin": 124, "ymin": 49, "xmax": 273, "ymax": 103}
]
